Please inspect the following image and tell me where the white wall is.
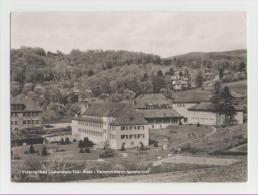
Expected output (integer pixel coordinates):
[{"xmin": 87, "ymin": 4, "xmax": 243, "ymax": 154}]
[
  {"xmin": 172, "ymin": 103, "xmax": 197, "ymax": 124},
  {"xmin": 188, "ymin": 111, "xmax": 217, "ymax": 125},
  {"xmin": 235, "ymin": 111, "xmax": 244, "ymax": 124},
  {"xmin": 110, "ymin": 125, "xmax": 149, "ymax": 150}
]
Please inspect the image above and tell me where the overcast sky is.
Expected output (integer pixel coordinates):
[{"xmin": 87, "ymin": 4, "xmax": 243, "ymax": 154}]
[{"xmin": 11, "ymin": 12, "xmax": 246, "ymax": 57}]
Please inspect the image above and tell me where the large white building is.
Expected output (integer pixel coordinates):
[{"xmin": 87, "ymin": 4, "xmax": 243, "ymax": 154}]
[{"xmin": 72, "ymin": 103, "xmax": 149, "ymax": 149}]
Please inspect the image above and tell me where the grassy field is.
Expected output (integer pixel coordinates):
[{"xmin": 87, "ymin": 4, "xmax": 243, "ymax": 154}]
[
  {"xmin": 150, "ymin": 125, "xmax": 212, "ymax": 147},
  {"xmin": 81, "ymin": 159, "xmax": 247, "ymax": 182},
  {"xmin": 173, "ymin": 88, "xmax": 212, "ymax": 103},
  {"xmin": 11, "ymin": 123, "xmax": 247, "ymax": 182},
  {"xmin": 189, "ymin": 123, "xmax": 247, "ymax": 153},
  {"xmin": 223, "ymin": 80, "xmax": 247, "ymax": 97}
]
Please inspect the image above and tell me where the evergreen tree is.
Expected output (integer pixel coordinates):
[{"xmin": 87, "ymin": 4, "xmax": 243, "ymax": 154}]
[
  {"xmin": 29, "ymin": 144, "xmax": 36, "ymax": 154},
  {"xmin": 195, "ymin": 70, "xmax": 204, "ymax": 88},
  {"xmin": 41, "ymin": 146, "xmax": 48, "ymax": 156},
  {"xmin": 210, "ymin": 82, "xmax": 237, "ymax": 125}
]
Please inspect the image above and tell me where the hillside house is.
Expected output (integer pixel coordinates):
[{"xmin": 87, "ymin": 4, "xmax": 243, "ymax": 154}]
[
  {"xmin": 72, "ymin": 103, "xmax": 149, "ymax": 149},
  {"xmin": 169, "ymin": 70, "xmax": 191, "ymax": 90},
  {"xmin": 11, "ymin": 96, "xmax": 42, "ymax": 131}
]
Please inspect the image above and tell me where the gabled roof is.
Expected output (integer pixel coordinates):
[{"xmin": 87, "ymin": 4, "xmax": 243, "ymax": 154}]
[
  {"xmin": 188, "ymin": 102, "xmax": 244, "ymax": 112},
  {"xmin": 134, "ymin": 93, "xmax": 171, "ymax": 108},
  {"xmin": 110, "ymin": 109, "xmax": 148, "ymax": 126},
  {"xmin": 84, "ymin": 103, "xmax": 148, "ymax": 125},
  {"xmin": 11, "ymin": 96, "xmax": 42, "ymax": 112},
  {"xmin": 84, "ymin": 103, "xmax": 128, "ymax": 117},
  {"xmin": 140, "ymin": 108, "xmax": 183, "ymax": 119}
]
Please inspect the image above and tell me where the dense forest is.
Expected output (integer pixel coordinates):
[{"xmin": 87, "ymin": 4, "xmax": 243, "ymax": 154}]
[{"xmin": 10, "ymin": 47, "xmax": 247, "ymax": 122}]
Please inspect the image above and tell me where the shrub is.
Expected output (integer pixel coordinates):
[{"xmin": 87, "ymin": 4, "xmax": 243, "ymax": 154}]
[
  {"xmin": 139, "ymin": 142, "xmax": 144, "ymax": 150},
  {"xmin": 99, "ymin": 150, "xmax": 114, "ymax": 158},
  {"xmin": 78, "ymin": 140, "xmax": 84, "ymax": 148},
  {"xmin": 65, "ymin": 137, "xmax": 70, "ymax": 144},
  {"xmin": 120, "ymin": 143, "xmax": 126, "ymax": 151},
  {"xmin": 197, "ymin": 122, "xmax": 200, "ymax": 127},
  {"xmin": 84, "ymin": 148, "xmax": 90, "ymax": 153},
  {"xmin": 79, "ymin": 148, "xmax": 84, "ymax": 153},
  {"xmin": 29, "ymin": 144, "xmax": 36, "ymax": 154},
  {"xmin": 41, "ymin": 146, "xmax": 48, "ymax": 156},
  {"xmin": 84, "ymin": 137, "xmax": 94, "ymax": 147},
  {"xmin": 60, "ymin": 138, "xmax": 65, "ymax": 145},
  {"xmin": 73, "ymin": 138, "xmax": 77, "ymax": 142},
  {"xmin": 56, "ymin": 149, "xmax": 66, "ymax": 152}
]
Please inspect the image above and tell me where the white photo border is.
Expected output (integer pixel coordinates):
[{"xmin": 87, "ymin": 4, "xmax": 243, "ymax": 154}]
[{"xmin": 1, "ymin": 0, "xmax": 258, "ymax": 194}]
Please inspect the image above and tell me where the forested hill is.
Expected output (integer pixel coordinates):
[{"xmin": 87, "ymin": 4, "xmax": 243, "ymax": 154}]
[
  {"xmin": 167, "ymin": 49, "xmax": 247, "ymax": 69},
  {"xmin": 10, "ymin": 47, "xmax": 247, "ymax": 122},
  {"xmin": 11, "ymin": 47, "xmax": 162, "ymax": 83}
]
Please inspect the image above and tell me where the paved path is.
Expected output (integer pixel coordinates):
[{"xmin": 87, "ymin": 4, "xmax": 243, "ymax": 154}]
[
  {"xmin": 154, "ymin": 155, "xmax": 239, "ymax": 166},
  {"xmin": 228, "ymin": 143, "xmax": 247, "ymax": 152}
]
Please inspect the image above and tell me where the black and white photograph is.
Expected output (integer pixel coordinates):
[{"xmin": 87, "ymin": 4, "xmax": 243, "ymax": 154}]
[{"xmin": 9, "ymin": 11, "xmax": 248, "ymax": 183}]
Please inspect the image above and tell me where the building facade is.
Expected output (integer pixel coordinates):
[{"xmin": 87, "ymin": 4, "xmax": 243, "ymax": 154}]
[
  {"xmin": 134, "ymin": 94, "xmax": 184, "ymax": 129},
  {"xmin": 72, "ymin": 103, "xmax": 149, "ymax": 149},
  {"xmin": 172, "ymin": 101, "xmax": 199, "ymax": 124},
  {"xmin": 11, "ymin": 96, "xmax": 42, "ymax": 131},
  {"xmin": 188, "ymin": 102, "xmax": 244, "ymax": 126}
]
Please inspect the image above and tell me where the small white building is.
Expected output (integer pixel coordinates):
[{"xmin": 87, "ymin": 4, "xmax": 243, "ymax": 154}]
[{"xmin": 72, "ymin": 103, "xmax": 149, "ymax": 150}]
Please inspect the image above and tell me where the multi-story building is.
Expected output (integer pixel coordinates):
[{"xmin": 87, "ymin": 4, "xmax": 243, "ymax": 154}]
[
  {"xmin": 72, "ymin": 103, "xmax": 149, "ymax": 149},
  {"xmin": 134, "ymin": 94, "xmax": 184, "ymax": 129},
  {"xmin": 11, "ymin": 96, "xmax": 42, "ymax": 131}
]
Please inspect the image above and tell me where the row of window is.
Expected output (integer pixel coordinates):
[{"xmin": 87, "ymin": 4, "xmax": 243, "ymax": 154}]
[
  {"xmin": 11, "ymin": 104, "xmax": 24, "ymax": 111},
  {"xmin": 78, "ymin": 121, "xmax": 103, "ymax": 129},
  {"xmin": 11, "ymin": 120, "xmax": 40, "ymax": 126},
  {"xmin": 78, "ymin": 128, "xmax": 103, "ymax": 137},
  {"xmin": 146, "ymin": 104, "xmax": 170, "ymax": 109},
  {"xmin": 121, "ymin": 134, "xmax": 145, "ymax": 139},
  {"xmin": 120, "ymin": 126, "xmax": 145, "ymax": 131},
  {"xmin": 11, "ymin": 121, "xmax": 18, "ymax": 125},
  {"xmin": 176, "ymin": 103, "xmax": 185, "ymax": 107},
  {"xmin": 11, "ymin": 112, "xmax": 40, "ymax": 117},
  {"xmin": 23, "ymin": 120, "xmax": 40, "ymax": 125},
  {"xmin": 191, "ymin": 117, "xmax": 214, "ymax": 121}
]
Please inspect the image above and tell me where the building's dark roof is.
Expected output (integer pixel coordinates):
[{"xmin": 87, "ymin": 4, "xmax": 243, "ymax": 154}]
[
  {"xmin": 84, "ymin": 103, "xmax": 129, "ymax": 117},
  {"xmin": 188, "ymin": 102, "xmax": 244, "ymax": 112},
  {"xmin": 134, "ymin": 94, "xmax": 171, "ymax": 108},
  {"xmin": 11, "ymin": 96, "xmax": 42, "ymax": 112},
  {"xmin": 83, "ymin": 103, "xmax": 148, "ymax": 126},
  {"xmin": 74, "ymin": 116, "xmax": 104, "ymax": 124},
  {"xmin": 110, "ymin": 109, "xmax": 148, "ymax": 126},
  {"xmin": 140, "ymin": 108, "xmax": 183, "ymax": 119}
]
